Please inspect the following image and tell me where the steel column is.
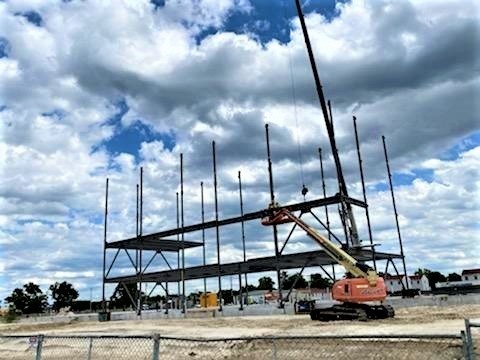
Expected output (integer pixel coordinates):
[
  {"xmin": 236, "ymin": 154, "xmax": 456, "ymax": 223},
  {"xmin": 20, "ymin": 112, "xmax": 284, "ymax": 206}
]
[
  {"xmin": 238, "ymin": 171, "xmax": 248, "ymax": 304},
  {"xmin": 102, "ymin": 178, "xmax": 109, "ymax": 312},
  {"xmin": 180, "ymin": 153, "xmax": 186, "ymax": 312},
  {"xmin": 136, "ymin": 184, "xmax": 139, "ymax": 272},
  {"xmin": 165, "ymin": 282, "xmax": 169, "ymax": 315},
  {"xmin": 353, "ymin": 116, "xmax": 376, "ymax": 270},
  {"xmin": 212, "ymin": 141, "xmax": 223, "ymax": 311},
  {"xmin": 137, "ymin": 167, "xmax": 144, "ymax": 315},
  {"xmin": 176, "ymin": 192, "xmax": 180, "ymax": 301},
  {"xmin": 201, "ymin": 181, "xmax": 207, "ymax": 296},
  {"xmin": 265, "ymin": 124, "xmax": 283, "ymax": 307},
  {"xmin": 318, "ymin": 148, "xmax": 331, "ymax": 240},
  {"xmin": 382, "ymin": 136, "xmax": 408, "ymax": 288}
]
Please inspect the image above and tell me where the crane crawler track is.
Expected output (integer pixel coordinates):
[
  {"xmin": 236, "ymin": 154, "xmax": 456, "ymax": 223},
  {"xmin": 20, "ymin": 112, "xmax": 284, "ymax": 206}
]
[{"xmin": 310, "ymin": 303, "xmax": 395, "ymax": 321}]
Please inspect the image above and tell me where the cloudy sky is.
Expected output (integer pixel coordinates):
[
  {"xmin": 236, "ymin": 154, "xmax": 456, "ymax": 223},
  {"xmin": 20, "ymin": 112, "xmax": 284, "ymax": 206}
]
[{"xmin": 0, "ymin": 0, "xmax": 478, "ymax": 302}]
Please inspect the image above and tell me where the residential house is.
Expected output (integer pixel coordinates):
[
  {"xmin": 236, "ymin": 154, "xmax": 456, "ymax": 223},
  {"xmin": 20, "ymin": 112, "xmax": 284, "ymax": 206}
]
[
  {"xmin": 244, "ymin": 290, "xmax": 268, "ymax": 305},
  {"xmin": 408, "ymin": 275, "xmax": 430, "ymax": 292},
  {"xmin": 384, "ymin": 275, "xmax": 406, "ymax": 294},
  {"xmin": 284, "ymin": 288, "xmax": 332, "ymax": 302},
  {"xmin": 462, "ymin": 269, "xmax": 480, "ymax": 284}
]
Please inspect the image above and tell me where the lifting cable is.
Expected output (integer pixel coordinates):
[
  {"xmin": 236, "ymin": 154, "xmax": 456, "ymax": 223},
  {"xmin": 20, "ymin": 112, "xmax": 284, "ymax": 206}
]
[{"xmin": 284, "ymin": 1, "xmax": 308, "ymax": 200}]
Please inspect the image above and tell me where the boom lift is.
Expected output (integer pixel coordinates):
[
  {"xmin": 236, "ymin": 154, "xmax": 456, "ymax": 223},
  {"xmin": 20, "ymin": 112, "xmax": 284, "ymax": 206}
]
[{"xmin": 262, "ymin": 208, "xmax": 394, "ymax": 321}]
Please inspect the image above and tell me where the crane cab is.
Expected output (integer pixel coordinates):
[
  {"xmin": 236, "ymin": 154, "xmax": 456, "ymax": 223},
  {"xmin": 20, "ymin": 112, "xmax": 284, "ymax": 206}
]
[{"xmin": 332, "ymin": 277, "xmax": 387, "ymax": 303}]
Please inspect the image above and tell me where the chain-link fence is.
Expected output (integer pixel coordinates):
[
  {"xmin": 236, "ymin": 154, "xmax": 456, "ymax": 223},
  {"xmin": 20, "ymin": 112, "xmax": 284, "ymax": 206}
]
[
  {"xmin": 158, "ymin": 335, "xmax": 466, "ymax": 359},
  {"xmin": 0, "ymin": 333, "xmax": 468, "ymax": 360},
  {"xmin": 463, "ymin": 319, "xmax": 479, "ymax": 360}
]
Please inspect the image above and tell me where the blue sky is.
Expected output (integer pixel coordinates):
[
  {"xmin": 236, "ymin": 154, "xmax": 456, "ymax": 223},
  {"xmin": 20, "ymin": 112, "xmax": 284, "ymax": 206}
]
[
  {"xmin": 209, "ymin": 0, "xmax": 345, "ymax": 44},
  {"xmin": 14, "ymin": 10, "xmax": 43, "ymax": 26},
  {"xmin": 0, "ymin": 0, "xmax": 478, "ymax": 302},
  {"xmin": 95, "ymin": 100, "xmax": 176, "ymax": 162},
  {"xmin": 99, "ymin": 0, "xmax": 349, "ymax": 162}
]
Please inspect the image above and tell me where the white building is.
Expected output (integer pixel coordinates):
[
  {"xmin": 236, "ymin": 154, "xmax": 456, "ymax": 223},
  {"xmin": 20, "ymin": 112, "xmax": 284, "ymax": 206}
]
[
  {"xmin": 384, "ymin": 274, "xmax": 430, "ymax": 294},
  {"xmin": 287, "ymin": 288, "xmax": 332, "ymax": 302},
  {"xmin": 244, "ymin": 290, "xmax": 267, "ymax": 305},
  {"xmin": 384, "ymin": 275, "xmax": 406, "ymax": 294},
  {"xmin": 408, "ymin": 275, "xmax": 430, "ymax": 292},
  {"xmin": 242, "ymin": 288, "xmax": 332, "ymax": 304},
  {"xmin": 462, "ymin": 269, "xmax": 480, "ymax": 283}
]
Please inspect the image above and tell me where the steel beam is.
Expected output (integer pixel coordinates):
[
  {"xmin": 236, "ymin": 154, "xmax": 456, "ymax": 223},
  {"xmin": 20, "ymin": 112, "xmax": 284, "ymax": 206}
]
[{"xmin": 107, "ymin": 195, "xmax": 366, "ymax": 246}]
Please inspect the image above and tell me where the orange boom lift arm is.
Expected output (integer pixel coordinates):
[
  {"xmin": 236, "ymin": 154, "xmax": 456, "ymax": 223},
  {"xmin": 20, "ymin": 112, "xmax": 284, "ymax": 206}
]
[{"xmin": 262, "ymin": 208, "xmax": 393, "ymax": 320}]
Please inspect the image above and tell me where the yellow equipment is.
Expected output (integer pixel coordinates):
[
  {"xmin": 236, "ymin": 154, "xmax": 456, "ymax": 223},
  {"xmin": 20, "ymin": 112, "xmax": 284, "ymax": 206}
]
[{"xmin": 200, "ymin": 293, "xmax": 218, "ymax": 308}]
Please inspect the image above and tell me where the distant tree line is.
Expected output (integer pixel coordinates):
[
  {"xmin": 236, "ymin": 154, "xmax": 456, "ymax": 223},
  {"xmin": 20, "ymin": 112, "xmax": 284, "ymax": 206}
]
[
  {"xmin": 108, "ymin": 272, "xmax": 333, "ymax": 309},
  {"xmin": 255, "ymin": 272, "xmax": 333, "ymax": 292},
  {"xmin": 3, "ymin": 269, "xmax": 464, "ymax": 314},
  {"xmin": 4, "ymin": 281, "xmax": 79, "ymax": 315},
  {"xmin": 415, "ymin": 268, "xmax": 461, "ymax": 289}
]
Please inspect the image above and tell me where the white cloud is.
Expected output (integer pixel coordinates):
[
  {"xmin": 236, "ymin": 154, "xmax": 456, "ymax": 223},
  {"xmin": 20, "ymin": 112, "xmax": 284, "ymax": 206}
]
[
  {"xmin": 367, "ymin": 147, "xmax": 480, "ymax": 271},
  {"xmin": 0, "ymin": 0, "xmax": 478, "ymax": 300}
]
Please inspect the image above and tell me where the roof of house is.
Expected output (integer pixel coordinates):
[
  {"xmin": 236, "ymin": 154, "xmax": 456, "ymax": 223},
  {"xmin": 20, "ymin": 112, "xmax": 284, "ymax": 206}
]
[
  {"xmin": 462, "ymin": 269, "xmax": 480, "ymax": 275},
  {"xmin": 384, "ymin": 275, "xmax": 404, "ymax": 280},
  {"xmin": 409, "ymin": 275, "xmax": 423, "ymax": 280}
]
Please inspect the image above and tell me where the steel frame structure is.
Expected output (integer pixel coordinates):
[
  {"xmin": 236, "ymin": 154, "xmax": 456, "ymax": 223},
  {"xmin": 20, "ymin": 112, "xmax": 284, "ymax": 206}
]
[
  {"xmin": 100, "ymin": 0, "xmax": 410, "ymax": 315},
  {"xmin": 101, "ymin": 122, "xmax": 407, "ymax": 315}
]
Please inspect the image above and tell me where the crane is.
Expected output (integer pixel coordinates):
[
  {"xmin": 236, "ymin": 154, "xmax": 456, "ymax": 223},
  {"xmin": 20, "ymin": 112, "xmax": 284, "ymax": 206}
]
[
  {"xmin": 262, "ymin": 208, "xmax": 394, "ymax": 321},
  {"xmin": 293, "ymin": 0, "xmax": 360, "ymax": 248}
]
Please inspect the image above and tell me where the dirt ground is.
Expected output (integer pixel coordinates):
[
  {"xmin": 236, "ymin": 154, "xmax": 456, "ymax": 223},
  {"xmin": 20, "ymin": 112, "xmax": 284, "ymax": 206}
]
[
  {"xmin": 1, "ymin": 304, "xmax": 480, "ymax": 338},
  {"xmin": 0, "ymin": 305, "xmax": 479, "ymax": 359}
]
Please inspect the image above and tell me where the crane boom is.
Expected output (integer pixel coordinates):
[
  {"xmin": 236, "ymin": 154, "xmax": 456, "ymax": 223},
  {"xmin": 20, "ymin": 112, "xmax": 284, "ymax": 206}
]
[
  {"xmin": 294, "ymin": 0, "xmax": 359, "ymax": 245},
  {"xmin": 262, "ymin": 208, "xmax": 394, "ymax": 321},
  {"xmin": 263, "ymin": 209, "xmax": 378, "ymax": 286}
]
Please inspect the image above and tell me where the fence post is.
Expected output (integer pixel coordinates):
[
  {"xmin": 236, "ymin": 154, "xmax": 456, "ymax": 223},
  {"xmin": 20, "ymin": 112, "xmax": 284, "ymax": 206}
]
[
  {"xmin": 465, "ymin": 319, "xmax": 476, "ymax": 360},
  {"xmin": 87, "ymin": 337, "xmax": 93, "ymax": 360},
  {"xmin": 462, "ymin": 331, "xmax": 471, "ymax": 360},
  {"xmin": 271, "ymin": 337, "xmax": 277, "ymax": 360},
  {"xmin": 35, "ymin": 334, "xmax": 44, "ymax": 360},
  {"xmin": 152, "ymin": 334, "xmax": 160, "ymax": 360}
]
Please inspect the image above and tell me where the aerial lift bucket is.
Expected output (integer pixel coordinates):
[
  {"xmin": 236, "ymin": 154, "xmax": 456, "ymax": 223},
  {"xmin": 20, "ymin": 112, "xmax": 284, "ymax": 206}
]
[{"xmin": 261, "ymin": 208, "xmax": 294, "ymax": 226}]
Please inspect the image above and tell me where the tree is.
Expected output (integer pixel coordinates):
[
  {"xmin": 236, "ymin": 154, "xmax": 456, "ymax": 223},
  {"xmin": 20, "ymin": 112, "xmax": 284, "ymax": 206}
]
[
  {"xmin": 257, "ymin": 276, "xmax": 275, "ymax": 291},
  {"xmin": 241, "ymin": 284, "xmax": 256, "ymax": 292},
  {"xmin": 447, "ymin": 273, "xmax": 461, "ymax": 282},
  {"xmin": 49, "ymin": 281, "xmax": 79, "ymax": 312},
  {"xmin": 415, "ymin": 268, "xmax": 446, "ymax": 289},
  {"xmin": 148, "ymin": 294, "xmax": 166, "ymax": 304},
  {"xmin": 415, "ymin": 268, "xmax": 429, "ymax": 277},
  {"xmin": 23, "ymin": 283, "xmax": 48, "ymax": 314},
  {"xmin": 5, "ymin": 283, "xmax": 47, "ymax": 314},
  {"xmin": 309, "ymin": 274, "xmax": 332, "ymax": 289},
  {"xmin": 427, "ymin": 272, "xmax": 447, "ymax": 289},
  {"xmin": 4, "ymin": 288, "xmax": 27, "ymax": 313},
  {"xmin": 282, "ymin": 273, "xmax": 308, "ymax": 290}
]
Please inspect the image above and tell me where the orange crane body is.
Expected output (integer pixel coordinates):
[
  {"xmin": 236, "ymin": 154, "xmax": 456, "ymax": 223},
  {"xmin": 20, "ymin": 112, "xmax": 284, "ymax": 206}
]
[
  {"xmin": 331, "ymin": 277, "xmax": 387, "ymax": 303},
  {"xmin": 262, "ymin": 208, "xmax": 394, "ymax": 320}
]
